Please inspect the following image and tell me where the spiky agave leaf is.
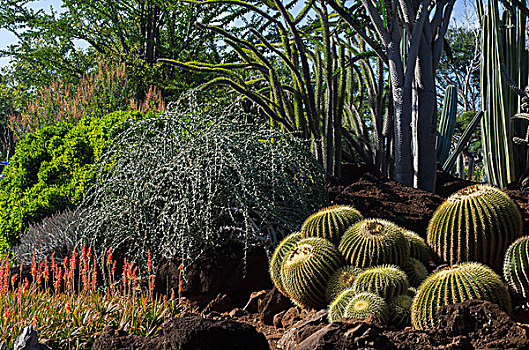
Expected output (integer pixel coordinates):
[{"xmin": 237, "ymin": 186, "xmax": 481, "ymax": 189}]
[
  {"xmin": 427, "ymin": 184, "xmax": 522, "ymax": 272},
  {"xmin": 344, "ymin": 292, "xmax": 388, "ymax": 323},
  {"xmin": 403, "ymin": 230, "xmax": 431, "ymax": 264},
  {"xmin": 338, "ymin": 219, "xmax": 410, "ymax": 268},
  {"xmin": 301, "ymin": 205, "xmax": 363, "ymax": 244},
  {"xmin": 281, "ymin": 237, "xmax": 343, "ymax": 309},
  {"xmin": 402, "ymin": 258, "xmax": 429, "ymax": 288},
  {"xmin": 327, "ymin": 288, "xmax": 356, "ymax": 323},
  {"xmin": 504, "ymin": 236, "xmax": 529, "ymax": 298},
  {"xmin": 352, "ymin": 265, "xmax": 409, "ymax": 300},
  {"xmin": 388, "ymin": 294, "xmax": 413, "ymax": 328},
  {"xmin": 325, "ymin": 265, "xmax": 363, "ymax": 303},
  {"xmin": 411, "ymin": 262, "xmax": 511, "ymax": 330},
  {"xmin": 269, "ymin": 232, "xmax": 304, "ymax": 296}
]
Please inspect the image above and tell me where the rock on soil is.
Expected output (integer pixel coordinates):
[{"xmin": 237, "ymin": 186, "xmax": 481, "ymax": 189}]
[
  {"xmin": 258, "ymin": 288, "xmax": 294, "ymax": 325},
  {"xmin": 93, "ymin": 315, "xmax": 269, "ymax": 350}
]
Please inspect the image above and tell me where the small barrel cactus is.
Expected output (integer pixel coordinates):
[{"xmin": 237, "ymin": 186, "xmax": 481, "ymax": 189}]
[
  {"xmin": 402, "ymin": 258, "xmax": 429, "ymax": 288},
  {"xmin": 344, "ymin": 292, "xmax": 388, "ymax": 322},
  {"xmin": 389, "ymin": 294, "xmax": 413, "ymax": 328},
  {"xmin": 301, "ymin": 205, "xmax": 363, "ymax": 244},
  {"xmin": 353, "ymin": 265, "xmax": 409, "ymax": 300},
  {"xmin": 338, "ymin": 219, "xmax": 410, "ymax": 268},
  {"xmin": 269, "ymin": 232, "xmax": 304, "ymax": 297},
  {"xmin": 504, "ymin": 236, "xmax": 529, "ymax": 298},
  {"xmin": 325, "ymin": 265, "xmax": 363, "ymax": 303},
  {"xmin": 411, "ymin": 262, "xmax": 511, "ymax": 330},
  {"xmin": 328, "ymin": 288, "xmax": 356, "ymax": 323},
  {"xmin": 427, "ymin": 184, "xmax": 522, "ymax": 272},
  {"xmin": 281, "ymin": 237, "xmax": 343, "ymax": 309},
  {"xmin": 403, "ymin": 230, "xmax": 431, "ymax": 264}
]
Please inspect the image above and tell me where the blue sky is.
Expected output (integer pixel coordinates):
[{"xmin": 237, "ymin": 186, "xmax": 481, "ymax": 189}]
[{"xmin": 0, "ymin": 0, "xmax": 474, "ymax": 68}]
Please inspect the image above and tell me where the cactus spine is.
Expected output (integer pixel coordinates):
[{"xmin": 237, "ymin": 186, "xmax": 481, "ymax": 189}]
[
  {"xmin": 389, "ymin": 295, "xmax": 413, "ymax": 328},
  {"xmin": 411, "ymin": 262, "xmax": 511, "ymax": 330},
  {"xmin": 427, "ymin": 184, "xmax": 522, "ymax": 272},
  {"xmin": 353, "ymin": 265, "xmax": 409, "ymax": 300},
  {"xmin": 301, "ymin": 205, "xmax": 363, "ymax": 244},
  {"xmin": 328, "ymin": 288, "xmax": 356, "ymax": 323},
  {"xmin": 403, "ymin": 230, "xmax": 431, "ymax": 264},
  {"xmin": 281, "ymin": 237, "xmax": 343, "ymax": 309},
  {"xmin": 344, "ymin": 292, "xmax": 388, "ymax": 322},
  {"xmin": 402, "ymin": 258, "xmax": 429, "ymax": 288},
  {"xmin": 269, "ymin": 232, "xmax": 304, "ymax": 296},
  {"xmin": 325, "ymin": 265, "xmax": 363, "ymax": 303},
  {"xmin": 339, "ymin": 219, "xmax": 410, "ymax": 268},
  {"xmin": 504, "ymin": 236, "xmax": 529, "ymax": 298}
]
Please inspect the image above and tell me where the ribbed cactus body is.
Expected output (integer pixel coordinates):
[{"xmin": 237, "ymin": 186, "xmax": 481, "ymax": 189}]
[
  {"xmin": 269, "ymin": 232, "xmax": 304, "ymax": 296},
  {"xmin": 325, "ymin": 265, "xmax": 363, "ymax": 303},
  {"xmin": 427, "ymin": 184, "xmax": 522, "ymax": 271},
  {"xmin": 402, "ymin": 258, "xmax": 429, "ymax": 288},
  {"xmin": 328, "ymin": 288, "xmax": 356, "ymax": 323},
  {"xmin": 301, "ymin": 205, "xmax": 363, "ymax": 244},
  {"xmin": 389, "ymin": 295, "xmax": 413, "ymax": 328},
  {"xmin": 338, "ymin": 219, "xmax": 410, "ymax": 268},
  {"xmin": 411, "ymin": 262, "xmax": 511, "ymax": 330},
  {"xmin": 403, "ymin": 230, "xmax": 431, "ymax": 264},
  {"xmin": 353, "ymin": 265, "xmax": 409, "ymax": 300},
  {"xmin": 407, "ymin": 287, "xmax": 417, "ymax": 297},
  {"xmin": 344, "ymin": 292, "xmax": 388, "ymax": 322},
  {"xmin": 504, "ymin": 236, "xmax": 529, "ymax": 298},
  {"xmin": 281, "ymin": 237, "xmax": 343, "ymax": 309}
]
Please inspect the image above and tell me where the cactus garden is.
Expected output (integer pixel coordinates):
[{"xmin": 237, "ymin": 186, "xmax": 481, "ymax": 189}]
[{"xmin": 2, "ymin": 0, "xmax": 529, "ymax": 349}]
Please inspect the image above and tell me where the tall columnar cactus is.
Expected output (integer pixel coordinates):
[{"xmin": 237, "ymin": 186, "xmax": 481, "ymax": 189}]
[
  {"xmin": 281, "ymin": 237, "xmax": 343, "ymax": 309},
  {"xmin": 437, "ymin": 85, "xmax": 458, "ymax": 165},
  {"xmin": 344, "ymin": 292, "xmax": 388, "ymax": 322},
  {"xmin": 325, "ymin": 265, "xmax": 363, "ymax": 303},
  {"xmin": 427, "ymin": 184, "xmax": 522, "ymax": 272},
  {"xmin": 403, "ymin": 230, "xmax": 431, "ymax": 264},
  {"xmin": 301, "ymin": 205, "xmax": 363, "ymax": 244},
  {"xmin": 402, "ymin": 258, "xmax": 429, "ymax": 288},
  {"xmin": 339, "ymin": 219, "xmax": 410, "ymax": 268},
  {"xmin": 328, "ymin": 288, "xmax": 356, "ymax": 323},
  {"xmin": 389, "ymin": 294, "xmax": 413, "ymax": 328},
  {"xmin": 269, "ymin": 232, "xmax": 304, "ymax": 297},
  {"xmin": 411, "ymin": 262, "xmax": 511, "ymax": 330},
  {"xmin": 504, "ymin": 236, "xmax": 529, "ymax": 298},
  {"xmin": 352, "ymin": 265, "xmax": 409, "ymax": 300}
]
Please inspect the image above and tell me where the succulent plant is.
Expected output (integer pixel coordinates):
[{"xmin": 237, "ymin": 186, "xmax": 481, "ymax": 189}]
[
  {"xmin": 352, "ymin": 265, "xmax": 409, "ymax": 300},
  {"xmin": 269, "ymin": 232, "xmax": 304, "ymax": 296},
  {"xmin": 403, "ymin": 230, "xmax": 431, "ymax": 264},
  {"xmin": 281, "ymin": 237, "xmax": 343, "ymax": 308},
  {"xmin": 301, "ymin": 205, "xmax": 363, "ymax": 244},
  {"xmin": 504, "ymin": 236, "xmax": 529, "ymax": 298},
  {"xmin": 325, "ymin": 265, "xmax": 363, "ymax": 303},
  {"xmin": 343, "ymin": 292, "xmax": 388, "ymax": 322},
  {"xmin": 389, "ymin": 295, "xmax": 413, "ymax": 328},
  {"xmin": 338, "ymin": 219, "xmax": 410, "ymax": 268},
  {"xmin": 402, "ymin": 258, "xmax": 429, "ymax": 287},
  {"xmin": 407, "ymin": 287, "xmax": 417, "ymax": 298},
  {"xmin": 411, "ymin": 262, "xmax": 511, "ymax": 330},
  {"xmin": 327, "ymin": 288, "xmax": 356, "ymax": 323},
  {"xmin": 427, "ymin": 184, "xmax": 522, "ymax": 272}
]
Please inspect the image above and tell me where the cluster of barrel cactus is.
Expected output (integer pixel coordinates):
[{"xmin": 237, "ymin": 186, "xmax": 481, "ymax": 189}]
[{"xmin": 269, "ymin": 184, "xmax": 526, "ymax": 332}]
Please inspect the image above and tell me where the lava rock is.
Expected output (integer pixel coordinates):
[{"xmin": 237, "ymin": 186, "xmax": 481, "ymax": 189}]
[
  {"xmin": 277, "ymin": 310, "xmax": 328, "ymax": 350},
  {"xmin": 9, "ymin": 327, "xmax": 49, "ymax": 350},
  {"xmin": 258, "ymin": 288, "xmax": 293, "ymax": 325},
  {"xmin": 204, "ymin": 293, "xmax": 232, "ymax": 314}
]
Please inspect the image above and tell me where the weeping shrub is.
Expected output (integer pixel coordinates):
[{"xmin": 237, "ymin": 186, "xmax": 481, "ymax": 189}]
[{"xmin": 79, "ymin": 94, "xmax": 328, "ymax": 270}]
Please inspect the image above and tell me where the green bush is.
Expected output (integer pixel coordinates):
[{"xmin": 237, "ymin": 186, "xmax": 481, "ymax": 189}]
[{"xmin": 0, "ymin": 111, "xmax": 150, "ymax": 253}]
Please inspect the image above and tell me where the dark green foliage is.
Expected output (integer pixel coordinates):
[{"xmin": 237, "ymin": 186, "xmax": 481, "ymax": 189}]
[
  {"xmin": 338, "ymin": 219, "xmax": 410, "ymax": 268},
  {"xmin": 402, "ymin": 258, "xmax": 429, "ymax": 288},
  {"xmin": 80, "ymin": 96, "xmax": 328, "ymax": 271},
  {"xmin": 504, "ymin": 236, "xmax": 529, "ymax": 298},
  {"xmin": 325, "ymin": 265, "xmax": 363, "ymax": 303},
  {"xmin": 328, "ymin": 288, "xmax": 356, "ymax": 323},
  {"xmin": 269, "ymin": 232, "xmax": 304, "ymax": 297},
  {"xmin": 389, "ymin": 295, "xmax": 413, "ymax": 328},
  {"xmin": 281, "ymin": 237, "xmax": 343, "ymax": 309},
  {"xmin": 301, "ymin": 205, "xmax": 362, "ymax": 245},
  {"xmin": 411, "ymin": 262, "xmax": 511, "ymax": 330},
  {"xmin": 343, "ymin": 292, "xmax": 388, "ymax": 322},
  {"xmin": 0, "ymin": 110, "xmax": 147, "ymax": 253},
  {"xmin": 427, "ymin": 184, "xmax": 522, "ymax": 271},
  {"xmin": 353, "ymin": 265, "xmax": 409, "ymax": 300},
  {"xmin": 403, "ymin": 230, "xmax": 431, "ymax": 265}
]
